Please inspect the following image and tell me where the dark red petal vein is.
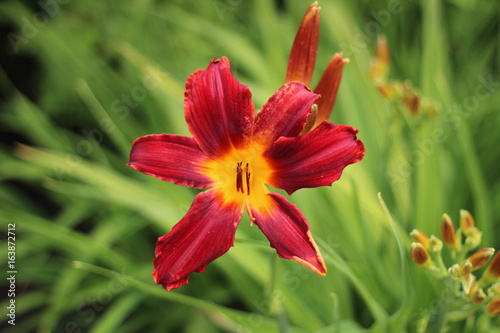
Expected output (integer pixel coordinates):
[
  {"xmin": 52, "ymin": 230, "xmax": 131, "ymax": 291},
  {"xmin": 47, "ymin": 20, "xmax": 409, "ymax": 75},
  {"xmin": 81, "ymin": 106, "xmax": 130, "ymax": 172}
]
[
  {"xmin": 153, "ymin": 190, "xmax": 243, "ymax": 291},
  {"xmin": 184, "ymin": 57, "xmax": 254, "ymax": 157},
  {"xmin": 265, "ymin": 121, "xmax": 365, "ymax": 195},
  {"xmin": 128, "ymin": 134, "xmax": 213, "ymax": 189}
]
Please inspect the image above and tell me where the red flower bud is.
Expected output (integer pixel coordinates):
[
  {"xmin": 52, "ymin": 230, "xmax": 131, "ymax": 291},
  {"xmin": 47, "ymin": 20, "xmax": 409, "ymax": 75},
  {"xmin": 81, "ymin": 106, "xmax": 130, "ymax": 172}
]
[
  {"xmin": 459, "ymin": 209, "xmax": 475, "ymax": 236},
  {"xmin": 467, "ymin": 248, "xmax": 495, "ymax": 271},
  {"xmin": 441, "ymin": 214, "xmax": 460, "ymax": 251},
  {"xmin": 285, "ymin": 2, "xmax": 320, "ymax": 86},
  {"xmin": 469, "ymin": 277, "xmax": 487, "ymax": 304},
  {"xmin": 410, "ymin": 242, "xmax": 431, "ymax": 267},
  {"xmin": 410, "ymin": 229, "xmax": 430, "ymax": 249},
  {"xmin": 481, "ymin": 251, "xmax": 500, "ymax": 286},
  {"xmin": 370, "ymin": 35, "xmax": 390, "ymax": 81},
  {"xmin": 486, "ymin": 298, "xmax": 500, "ymax": 317}
]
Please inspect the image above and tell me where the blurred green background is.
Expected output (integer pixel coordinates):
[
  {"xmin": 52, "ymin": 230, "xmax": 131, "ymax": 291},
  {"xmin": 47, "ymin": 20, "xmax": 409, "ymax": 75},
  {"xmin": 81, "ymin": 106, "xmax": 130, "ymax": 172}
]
[{"xmin": 1, "ymin": 0, "xmax": 499, "ymax": 332}]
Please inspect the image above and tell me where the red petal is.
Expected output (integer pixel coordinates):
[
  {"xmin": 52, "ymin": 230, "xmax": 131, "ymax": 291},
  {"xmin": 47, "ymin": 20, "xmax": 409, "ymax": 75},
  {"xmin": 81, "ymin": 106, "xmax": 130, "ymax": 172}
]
[
  {"xmin": 128, "ymin": 134, "xmax": 213, "ymax": 188},
  {"xmin": 311, "ymin": 53, "xmax": 349, "ymax": 129},
  {"xmin": 253, "ymin": 82, "xmax": 319, "ymax": 146},
  {"xmin": 285, "ymin": 2, "xmax": 320, "ymax": 85},
  {"xmin": 153, "ymin": 190, "xmax": 243, "ymax": 290},
  {"xmin": 184, "ymin": 57, "xmax": 254, "ymax": 157},
  {"xmin": 265, "ymin": 122, "xmax": 365, "ymax": 195},
  {"xmin": 251, "ymin": 193, "xmax": 326, "ymax": 275}
]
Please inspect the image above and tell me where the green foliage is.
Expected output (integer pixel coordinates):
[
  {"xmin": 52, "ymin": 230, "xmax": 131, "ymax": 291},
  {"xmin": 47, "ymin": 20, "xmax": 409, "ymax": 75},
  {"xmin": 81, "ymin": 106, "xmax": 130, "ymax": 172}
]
[{"xmin": 1, "ymin": 0, "xmax": 499, "ymax": 332}]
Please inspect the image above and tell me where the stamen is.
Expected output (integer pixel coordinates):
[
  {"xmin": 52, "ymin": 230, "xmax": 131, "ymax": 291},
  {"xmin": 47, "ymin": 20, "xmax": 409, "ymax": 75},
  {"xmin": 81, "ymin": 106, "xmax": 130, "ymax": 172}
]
[
  {"xmin": 245, "ymin": 199, "xmax": 255, "ymax": 224},
  {"xmin": 245, "ymin": 163, "xmax": 251, "ymax": 195},
  {"xmin": 236, "ymin": 162, "xmax": 243, "ymax": 193},
  {"xmin": 236, "ymin": 162, "xmax": 251, "ymax": 196}
]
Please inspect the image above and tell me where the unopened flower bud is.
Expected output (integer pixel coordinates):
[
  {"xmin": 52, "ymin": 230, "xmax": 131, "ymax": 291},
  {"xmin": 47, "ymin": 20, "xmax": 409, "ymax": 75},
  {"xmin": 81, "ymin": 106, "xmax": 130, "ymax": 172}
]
[
  {"xmin": 402, "ymin": 81, "xmax": 420, "ymax": 115},
  {"xmin": 459, "ymin": 210, "xmax": 475, "ymax": 236},
  {"xmin": 466, "ymin": 248, "xmax": 495, "ymax": 271},
  {"xmin": 310, "ymin": 53, "xmax": 349, "ymax": 130},
  {"xmin": 410, "ymin": 229, "xmax": 430, "ymax": 249},
  {"xmin": 481, "ymin": 251, "xmax": 500, "ymax": 286},
  {"xmin": 486, "ymin": 298, "xmax": 500, "ymax": 317},
  {"xmin": 488, "ymin": 282, "xmax": 500, "ymax": 298},
  {"xmin": 376, "ymin": 82, "xmax": 397, "ymax": 100},
  {"xmin": 450, "ymin": 262, "xmax": 474, "ymax": 293},
  {"xmin": 449, "ymin": 264, "xmax": 460, "ymax": 279},
  {"xmin": 429, "ymin": 235, "xmax": 443, "ymax": 253},
  {"xmin": 472, "ymin": 288, "xmax": 487, "ymax": 303},
  {"xmin": 462, "ymin": 273, "xmax": 474, "ymax": 294},
  {"xmin": 469, "ymin": 277, "xmax": 487, "ymax": 303},
  {"xmin": 459, "ymin": 260, "xmax": 473, "ymax": 276},
  {"xmin": 370, "ymin": 35, "xmax": 390, "ymax": 81},
  {"xmin": 285, "ymin": 2, "xmax": 320, "ymax": 86},
  {"xmin": 464, "ymin": 227, "xmax": 482, "ymax": 250},
  {"xmin": 441, "ymin": 214, "xmax": 460, "ymax": 251},
  {"xmin": 423, "ymin": 100, "xmax": 439, "ymax": 116},
  {"xmin": 410, "ymin": 242, "xmax": 431, "ymax": 268}
]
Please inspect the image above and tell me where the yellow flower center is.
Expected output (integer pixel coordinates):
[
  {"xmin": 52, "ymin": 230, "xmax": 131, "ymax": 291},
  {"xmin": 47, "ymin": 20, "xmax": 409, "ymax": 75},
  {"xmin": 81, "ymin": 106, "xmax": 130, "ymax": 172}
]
[{"xmin": 201, "ymin": 144, "xmax": 274, "ymax": 218}]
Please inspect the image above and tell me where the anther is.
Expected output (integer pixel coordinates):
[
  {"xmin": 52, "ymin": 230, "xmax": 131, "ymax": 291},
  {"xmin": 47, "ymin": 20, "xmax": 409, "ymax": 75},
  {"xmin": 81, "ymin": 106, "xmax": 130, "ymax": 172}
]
[
  {"xmin": 236, "ymin": 162, "xmax": 243, "ymax": 193},
  {"xmin": 236, "ymin": 162, "xmax": 251, "ymax": 195},
  {"xmin": 245, "ymin": 163, "xmax": 251, "ymax": 195}
]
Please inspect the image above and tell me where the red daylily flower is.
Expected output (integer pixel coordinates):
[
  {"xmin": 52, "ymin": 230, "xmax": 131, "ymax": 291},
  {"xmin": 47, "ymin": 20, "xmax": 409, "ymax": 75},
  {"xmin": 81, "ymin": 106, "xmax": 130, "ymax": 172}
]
[
  {"xmin": 286, "ymin": 2, "xmax": 349, "ymax": 132},
  {"xmin": 128, "ymin": 57, "xmax": 365, "ymax": 291}
]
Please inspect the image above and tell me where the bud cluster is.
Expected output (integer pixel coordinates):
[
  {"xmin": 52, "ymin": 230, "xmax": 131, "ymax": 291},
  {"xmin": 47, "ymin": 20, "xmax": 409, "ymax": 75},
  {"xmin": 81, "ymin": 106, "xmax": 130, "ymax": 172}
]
[
  {"xmin": 370, "ymin": 36, "xmax": 438, "ymax": 116},
  {"xmin": 410, "ymin": 210, "xmax": 500, "ymax": 318}
]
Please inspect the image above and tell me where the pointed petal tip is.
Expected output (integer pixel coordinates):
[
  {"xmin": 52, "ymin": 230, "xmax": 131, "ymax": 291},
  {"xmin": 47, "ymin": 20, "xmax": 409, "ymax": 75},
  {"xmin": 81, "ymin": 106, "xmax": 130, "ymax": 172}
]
[
  {"xmin": 290, "ymin": 228, "xmax": 327, "ymax": 275},
  {"xmin": 332, "ymin": 52, "xmax": 349, "ymax": 63},
  {"xmin": 292, "ymin": 255, "xmax": 327, "ymax": 276},
  {"xmin": 303, "ymin": 2, "xmax": 321, "ymax": 23},
  {"xmin": 153, "ymin": 267, "xmax": 189, "ymax": 291},
  {"xmin": 307, "ymin": 2, "xmax": 321, "ymax": 14},
  {"xmin": 126, "ymin": 161, "xmax": 147, "ymax": 175}
]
